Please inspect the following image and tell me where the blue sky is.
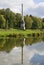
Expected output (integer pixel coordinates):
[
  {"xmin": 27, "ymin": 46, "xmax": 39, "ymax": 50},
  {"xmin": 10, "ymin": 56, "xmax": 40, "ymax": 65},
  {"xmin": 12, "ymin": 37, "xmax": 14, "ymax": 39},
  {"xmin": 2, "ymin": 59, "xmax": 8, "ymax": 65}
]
[
  {"xmin": 34, "ymin": 0, "xmax": 44, "ymax": 3},
  {"xmin": 0, "ymin": 0, "xmax": 44, "ymax": 18}
]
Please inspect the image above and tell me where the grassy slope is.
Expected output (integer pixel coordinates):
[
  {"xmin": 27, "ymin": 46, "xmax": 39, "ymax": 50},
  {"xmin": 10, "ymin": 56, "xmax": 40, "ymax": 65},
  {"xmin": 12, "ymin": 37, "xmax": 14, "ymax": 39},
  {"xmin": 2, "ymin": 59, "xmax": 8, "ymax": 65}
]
[{"xmin": 0, "ymin": 29, "xmax": 43, "ymax": 37}]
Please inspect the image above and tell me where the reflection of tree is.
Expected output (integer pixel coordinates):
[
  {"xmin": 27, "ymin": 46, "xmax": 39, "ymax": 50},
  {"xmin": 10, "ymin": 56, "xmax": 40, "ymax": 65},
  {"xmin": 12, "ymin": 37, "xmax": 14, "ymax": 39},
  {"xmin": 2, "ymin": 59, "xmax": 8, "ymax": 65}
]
[
  {"xmin": 26, "ymin": 36, "xmax": 43, "ymax": 46},
  {"xmin": 0, "ymin": 38, "xmax": 6, "ymax": 49},
  {"xmin": 26, "ymin": 37, "xmax": 33, "ymax": 45},
  {"xmin": 43, "ymin": 37, "xmax": 44, "ymax": 41},
  {"xmin": 3, "ymin": 37, "xmax": 16, "ymax": 53},
  {"xmin": 0, "ymin": 37, "xmax": 16, "ymax": 52},
  {"xmin": 0, "ymin": 37, "xmax": 23, "ymax": 53},
  {"xmin": 0, "ymin": 36, "xmax": 43, "ymax": 64},
  {"xmin": 0, "ymin": 36, "xmax": 43, "ymax": 53}
]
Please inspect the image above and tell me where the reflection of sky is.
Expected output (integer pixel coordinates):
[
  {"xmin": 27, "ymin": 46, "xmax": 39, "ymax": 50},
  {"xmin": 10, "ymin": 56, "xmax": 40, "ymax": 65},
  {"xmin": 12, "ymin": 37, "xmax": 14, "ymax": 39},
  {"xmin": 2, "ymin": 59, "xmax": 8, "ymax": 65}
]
[
  {"xmin": 0, "ymin": 42, "xmax": 44, "ymax": 65},
  {"xmin": 26, "ymin": 42, "xmax": 44, "ymax": 55},
  {"xmin": 30, "ymin": 53, "xmax": 44, "ymax": 65},
  {"xmin": 0, "ymin": 47, "xmax": 21, "ymax": 65},
  {"xmin": 25, "ymin": 42, "xmax": 44, "ymax": 65}
]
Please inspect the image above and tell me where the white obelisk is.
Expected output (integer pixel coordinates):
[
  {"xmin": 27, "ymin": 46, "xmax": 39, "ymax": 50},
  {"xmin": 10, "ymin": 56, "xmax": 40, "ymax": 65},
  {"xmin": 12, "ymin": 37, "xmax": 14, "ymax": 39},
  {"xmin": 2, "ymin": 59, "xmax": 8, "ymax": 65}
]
[{"xmin": 21, "ymin": 4, "xmax": 25, "ymax": 30}]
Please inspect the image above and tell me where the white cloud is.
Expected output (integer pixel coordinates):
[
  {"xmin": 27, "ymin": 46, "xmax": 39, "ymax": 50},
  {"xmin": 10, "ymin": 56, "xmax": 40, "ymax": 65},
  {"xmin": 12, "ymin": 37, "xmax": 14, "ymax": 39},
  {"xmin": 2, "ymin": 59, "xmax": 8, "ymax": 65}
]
[
  {"xmin": 25, "ymin": 2, "xmax": 44, "ymax": 17},
  {"xmin": 0, "ymin": 0, "xmax": 35, "ymax": 12},
  {"xmin": 0, "ymin": 0, "xmax": 44, "ymax": 17}
]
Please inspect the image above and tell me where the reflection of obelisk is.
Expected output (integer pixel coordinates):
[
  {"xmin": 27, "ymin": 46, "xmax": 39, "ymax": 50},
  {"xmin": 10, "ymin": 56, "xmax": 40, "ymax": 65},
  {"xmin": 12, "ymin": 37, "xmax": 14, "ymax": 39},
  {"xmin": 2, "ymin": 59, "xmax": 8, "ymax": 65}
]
[
  {"xmin": 21, "ymin": 4, "xmax": 25, "ymax": 30},
  {"xmin": 21, "ymin": 38, "xmax": 25, "ymax": 64},
  {"xmin": 21, "ymin": 41, "xmax": 23, "ymax": 64}
]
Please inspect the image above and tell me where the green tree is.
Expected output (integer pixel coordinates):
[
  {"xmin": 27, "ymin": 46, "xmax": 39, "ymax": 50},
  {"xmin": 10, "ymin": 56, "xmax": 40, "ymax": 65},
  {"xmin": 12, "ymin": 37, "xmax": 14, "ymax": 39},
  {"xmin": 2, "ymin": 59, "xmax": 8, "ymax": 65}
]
[
  {"xmin": 5, "ymin": 8, "xmax": 17, "ymax": 29},
  {"xmin": 15, "ymin": 13, "xmax": 22, "ymax": 28},
  {"xmin": 37, "ymin": 18, "xmax": 42, "ymax": 29},
  {"xmin": 24, "ymin": 15, "xmax": 33, "ymax": 29},
  {"xmin": 42, "ymin": 18, "xmax": 44, "ymax": 29},
  {"xmin": 5, "ymin": 8, "xmax": 10, "ymax": 29},
  {"xmin": 0, "ymin": 9, "xmax": 5, "ymax": 15},
  {"xmin": 31, "ymin": 16, "xmax": 42, "ymax": 29},
  {"xmin": 0, "ymin": 8, "xmax": 43, "ymax": 29},
  {"xmin": 0, "ymin": 15, "xmax": 6, "ymax": 28}
]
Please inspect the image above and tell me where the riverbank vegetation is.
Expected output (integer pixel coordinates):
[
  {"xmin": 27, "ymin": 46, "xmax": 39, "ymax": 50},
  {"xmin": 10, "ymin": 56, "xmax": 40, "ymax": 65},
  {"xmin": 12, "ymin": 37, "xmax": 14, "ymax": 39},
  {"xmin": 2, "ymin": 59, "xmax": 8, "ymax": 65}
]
[
  {"xmin": 0, "ymin": 8, "xmax": 44, "ymax": 37},
  {"xmin": 0, "ymin": 29, "xmax": 44, "ymax": 38},
  {"xmin": 0, "ymin": 8, "xmax": 44, "ymax": 29}
]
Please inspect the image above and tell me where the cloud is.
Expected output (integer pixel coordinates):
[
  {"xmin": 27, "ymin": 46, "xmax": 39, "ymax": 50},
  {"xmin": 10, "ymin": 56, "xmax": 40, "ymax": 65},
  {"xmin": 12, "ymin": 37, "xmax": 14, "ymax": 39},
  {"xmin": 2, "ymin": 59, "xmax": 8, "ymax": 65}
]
[
  {"xmin": 0, "ymin": 0, "xmax": 44, "ymax": 17},
  {"xmin": 24, "ymin": 2, "xmax": 44, "ymax": 17},
  {"xmin": 0, "ymin": 0, "xmax": 34, "ymax": 11},
  {"xmin": 30, "ymin": 53, "xmax": 44, "ymax": 65}
]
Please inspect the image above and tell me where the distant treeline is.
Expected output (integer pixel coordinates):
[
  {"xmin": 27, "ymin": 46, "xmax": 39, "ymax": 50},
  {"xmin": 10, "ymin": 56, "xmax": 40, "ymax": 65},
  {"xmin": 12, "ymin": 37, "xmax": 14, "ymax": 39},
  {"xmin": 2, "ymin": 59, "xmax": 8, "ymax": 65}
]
[{"xmin": 0, "ymin": 8, "xmax": 44, "ymax": 29}]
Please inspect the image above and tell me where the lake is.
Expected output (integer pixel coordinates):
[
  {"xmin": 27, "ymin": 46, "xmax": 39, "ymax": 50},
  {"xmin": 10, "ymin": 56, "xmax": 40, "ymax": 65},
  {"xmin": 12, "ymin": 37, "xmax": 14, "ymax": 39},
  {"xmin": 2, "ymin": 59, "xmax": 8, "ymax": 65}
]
[{"xmin": 0, "ymin": 36, "xmax": 44, "ymax": 65}]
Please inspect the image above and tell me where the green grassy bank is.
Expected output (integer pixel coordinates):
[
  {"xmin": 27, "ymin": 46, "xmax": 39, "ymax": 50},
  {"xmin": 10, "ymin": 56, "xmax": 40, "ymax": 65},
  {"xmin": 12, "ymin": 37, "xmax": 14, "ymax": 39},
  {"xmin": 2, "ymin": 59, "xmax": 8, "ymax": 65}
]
[{"xmin": 0, "ymin": 29, "xmax": 44, "ymax": 38}]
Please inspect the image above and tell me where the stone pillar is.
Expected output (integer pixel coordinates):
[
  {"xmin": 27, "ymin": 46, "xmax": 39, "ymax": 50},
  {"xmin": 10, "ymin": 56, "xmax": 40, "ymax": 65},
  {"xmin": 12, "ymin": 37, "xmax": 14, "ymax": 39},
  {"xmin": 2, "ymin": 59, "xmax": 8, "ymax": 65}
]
[{"xmin": 21, "ymin": 4, "xmax": 25, "ymax": 30}]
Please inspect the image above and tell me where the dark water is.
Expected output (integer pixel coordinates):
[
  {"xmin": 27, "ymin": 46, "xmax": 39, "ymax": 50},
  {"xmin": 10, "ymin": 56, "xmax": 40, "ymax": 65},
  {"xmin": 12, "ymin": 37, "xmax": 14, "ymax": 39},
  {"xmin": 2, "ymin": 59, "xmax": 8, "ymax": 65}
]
[{"xmin": 0, "ymin": 36, "xmax": 44, "ymax": 65}]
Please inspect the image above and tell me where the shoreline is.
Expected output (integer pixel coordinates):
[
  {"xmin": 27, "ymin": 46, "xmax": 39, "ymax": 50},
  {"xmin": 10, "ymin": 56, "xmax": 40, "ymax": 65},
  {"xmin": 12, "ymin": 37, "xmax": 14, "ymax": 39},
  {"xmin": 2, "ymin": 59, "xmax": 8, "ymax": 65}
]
[{"xmin": 0, "ymin": 29, "xmax": 44, "ymax": 38}]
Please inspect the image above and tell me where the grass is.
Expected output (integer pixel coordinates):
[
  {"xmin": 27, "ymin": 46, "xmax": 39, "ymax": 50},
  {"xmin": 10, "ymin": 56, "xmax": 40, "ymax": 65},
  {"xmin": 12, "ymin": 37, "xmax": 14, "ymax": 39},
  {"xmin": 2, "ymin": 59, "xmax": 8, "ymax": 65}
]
[{"xmin": 0, "ymin": 29, "xmax": 44, "ymax": 37}]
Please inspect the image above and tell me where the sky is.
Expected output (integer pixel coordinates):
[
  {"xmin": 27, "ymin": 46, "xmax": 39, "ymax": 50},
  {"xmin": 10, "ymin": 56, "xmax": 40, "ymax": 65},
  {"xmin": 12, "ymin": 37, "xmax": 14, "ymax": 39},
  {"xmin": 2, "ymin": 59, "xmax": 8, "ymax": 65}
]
[{"xmin": 0, "ymin": 0, "xmax": 44, "ymax": 18}]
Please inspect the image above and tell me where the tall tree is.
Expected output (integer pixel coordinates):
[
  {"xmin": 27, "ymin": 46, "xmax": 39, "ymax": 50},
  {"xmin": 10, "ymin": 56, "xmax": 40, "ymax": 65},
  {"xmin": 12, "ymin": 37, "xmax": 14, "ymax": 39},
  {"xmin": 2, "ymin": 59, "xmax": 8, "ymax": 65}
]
[
  {"xmin": 0, "ymin": 15, "xmax": 6, "ymax": 28},
  {"xmin": 5, "ymin": 8, "xmax": 16, "ymax": 29},
  {"xmin": 42, "ymin": 18, "xmax": 44, "ymax": 29},
  {"xmin": 31, "ymin": 16, "xmax": 42, "ymax": 29},
  {"xmin": 15, "ymin": 13, "xmax": 22, "ymax": 28},
  {"xmin": 24, "ymin": 15, "xmax": 33, "ymax": 29}
]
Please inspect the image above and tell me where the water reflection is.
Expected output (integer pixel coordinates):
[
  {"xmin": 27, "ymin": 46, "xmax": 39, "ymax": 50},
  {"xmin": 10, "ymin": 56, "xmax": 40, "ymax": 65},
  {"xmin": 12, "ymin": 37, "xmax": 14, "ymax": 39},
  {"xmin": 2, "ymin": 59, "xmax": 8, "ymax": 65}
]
[
  {"xmin": 0, "ymin": 36, "xmax": 44, "ymax": 65},
  {"xmin": 0, "ymin": 36, "xmax": 43, "ymax": 52},
  {"xmin": 30, "ymin": 53, "xmax": 44, "ymax": 65}
]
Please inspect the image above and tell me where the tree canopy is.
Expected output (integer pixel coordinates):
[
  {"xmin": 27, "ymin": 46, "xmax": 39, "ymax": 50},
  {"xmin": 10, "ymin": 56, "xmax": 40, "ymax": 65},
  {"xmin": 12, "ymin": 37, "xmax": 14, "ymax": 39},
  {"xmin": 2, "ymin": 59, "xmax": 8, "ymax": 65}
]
[{"xmin": 0, "ymin": 8, "xmax": 44, "ymax": 29}]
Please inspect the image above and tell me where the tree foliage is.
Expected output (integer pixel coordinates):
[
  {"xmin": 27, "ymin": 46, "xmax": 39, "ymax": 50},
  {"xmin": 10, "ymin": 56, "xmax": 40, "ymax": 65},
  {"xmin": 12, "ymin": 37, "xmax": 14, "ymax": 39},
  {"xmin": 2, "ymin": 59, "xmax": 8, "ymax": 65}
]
[
  {"xmin": 31, "ymin": 16, "xmax": 42, "ymax": 29},
  {"xmin": 42, "ymin": 18, "xmax": 44, "ymax": 29},
  {"xmin": 24, "ymin": 15, "xmax": 33, "ymax": 29},
  {"xmin": 0, "ymin": 8, "xmax": 43, "ymax": 29},
  {"xmin": 0, "ymin": 15, "xmax": 6, "ymax": 28}
]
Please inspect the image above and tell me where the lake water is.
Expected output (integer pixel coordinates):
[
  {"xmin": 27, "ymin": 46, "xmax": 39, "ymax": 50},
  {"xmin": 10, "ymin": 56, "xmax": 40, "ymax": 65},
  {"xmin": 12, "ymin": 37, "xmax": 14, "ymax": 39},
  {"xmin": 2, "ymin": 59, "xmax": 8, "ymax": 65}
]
[{"xmin": 0, "ymin": 37, "xmax": 44, "ymax": 65}]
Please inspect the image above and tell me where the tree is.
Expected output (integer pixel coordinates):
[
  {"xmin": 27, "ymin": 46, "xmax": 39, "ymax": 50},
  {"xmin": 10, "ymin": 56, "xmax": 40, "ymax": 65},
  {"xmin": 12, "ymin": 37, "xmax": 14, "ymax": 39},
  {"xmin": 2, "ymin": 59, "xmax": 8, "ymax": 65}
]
[
  {"xmin": 37, "ymin": 18, "xmax": 42, "ymax": 29},
  {"xmin": 24, "ymin": 15, "xmax": 33, "ymax": 29},
  {"xmin": 42, "ymin": 18, "xmax": 44, "ymax": 29},
  {"xmin": 0, "ymin": 8, "xmax": 43, "ymax": 29},
  {"xmin": 5, "ymin": 8, "xmax": 16, "ymax": 29},
  {"xmin": 31, "ymin": 16, "xmax": 42, "ymax": 29},
  {"xmin": 15, "ymin": 13, "xmax": 22, "ymax": 28},
  {"xmin": 0, "ymin": 9, "xmax": 5, "ymax": 15},
  {"xmin": 0, "ymin": 15, "xmax": 6, "ymax": 29},
  {"xmin": 5, "ymin": 8, "xmax": 10, "ymax": 29}
]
